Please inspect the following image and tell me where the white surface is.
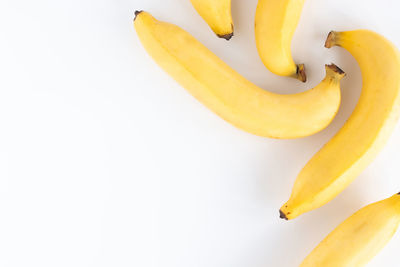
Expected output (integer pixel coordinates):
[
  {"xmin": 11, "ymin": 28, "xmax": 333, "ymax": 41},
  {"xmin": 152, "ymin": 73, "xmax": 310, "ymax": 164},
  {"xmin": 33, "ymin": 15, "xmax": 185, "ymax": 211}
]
[{"xmin": 0, "ymin": 0, "xmax": 400, "ymax": 266}]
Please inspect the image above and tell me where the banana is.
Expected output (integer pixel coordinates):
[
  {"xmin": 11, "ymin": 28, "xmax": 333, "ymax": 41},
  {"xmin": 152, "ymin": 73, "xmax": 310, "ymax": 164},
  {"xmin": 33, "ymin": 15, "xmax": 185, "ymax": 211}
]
[
  {"xmin": 134, "ymin": 11, "xmax": 344, "ymax": 139},
  {"xmin": 190, "ymin": 0, "xmax": 233, "ymax": 40},
  {"xmin": 300, "ymin": 193, "xmax": 400, "ymax": 267},
  {"xmin": 255, "ymin": 0, "xmax": 307, "ymax": 82},
  {"xmin": 280, "ymin": 30, "xmax": 400, "ymax": 220}
]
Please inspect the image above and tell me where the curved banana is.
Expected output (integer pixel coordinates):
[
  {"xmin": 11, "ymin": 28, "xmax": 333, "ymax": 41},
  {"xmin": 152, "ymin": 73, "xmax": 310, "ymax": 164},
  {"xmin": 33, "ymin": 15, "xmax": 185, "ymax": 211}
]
[
  {"xmin": 255, "ymin": 0, "xmax": 307, "ymax": 82},
  {"xmin": 134, "ymin": 11, "xmax": 344, "ymax": 139},
  {"xmin": 280, "ymin": 30, "xmax": 400, "ymax": 220},
  {"xmin": 190, "ymin": 0, "xmax": 233, "ymax": 40},
  {"xmin": 301, "ymin": 193, "xmax": 400, "ymax": 267}
]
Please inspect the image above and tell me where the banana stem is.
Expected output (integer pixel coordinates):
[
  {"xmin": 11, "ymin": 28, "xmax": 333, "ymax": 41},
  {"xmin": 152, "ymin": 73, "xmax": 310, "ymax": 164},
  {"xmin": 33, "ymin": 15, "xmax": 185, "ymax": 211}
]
[
  {"xmin": 325, "ymin": 31, "xmax": 338, "ymax": 48},
  {"xmin": 325, "ymin": 63, "xmax": 346, "ymax": 82}
]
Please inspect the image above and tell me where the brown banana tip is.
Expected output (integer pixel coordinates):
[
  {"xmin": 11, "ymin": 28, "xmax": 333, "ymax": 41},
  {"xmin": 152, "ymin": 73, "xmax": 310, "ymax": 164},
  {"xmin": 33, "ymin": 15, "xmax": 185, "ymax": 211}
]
[
  {"xmin": 297, "ymin": 64, "xmax": 307, "ymax": 83},
  {"xmin": 217, "ymin": 32, "xmax": 234, "ymax": 41},
  {"xmin": 325, "ymin": 31, "xmax": 337, "ymax": 48},
  {"xmin": 326, "ymin": 63, "xmax": 346, "ymax": 76},
  {"xmin": 397, "ymin": 192, "xmax": 400, "ymax": 195},
  {"xmin": 134, "ymin": 10, "xmax": 143, "ymax": 21},
  {"xmin": 279, "ymin": 210, "xmax": 288, "ymax": 220}
]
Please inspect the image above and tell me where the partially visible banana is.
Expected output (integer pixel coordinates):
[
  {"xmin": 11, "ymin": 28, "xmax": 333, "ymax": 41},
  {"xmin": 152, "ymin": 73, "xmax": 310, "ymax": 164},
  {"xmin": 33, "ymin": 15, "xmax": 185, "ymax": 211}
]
[
  {"xmin": 280, "ymin": 30, "xmax": 400, "ymax": 220},
  {"xmin": 190, "ymin": 0, "xmax": 233, "ymax": 40},
  {"xmin": 301, "ymin": 193, "xmax": 400, "ymax": 267},
  {"xmin": 134, "ymin": 11, "xmax": 345, "ymax": 139},
  {"xmin": 255, "ymin": 0, "xmax": 306, "ymax": 82}
]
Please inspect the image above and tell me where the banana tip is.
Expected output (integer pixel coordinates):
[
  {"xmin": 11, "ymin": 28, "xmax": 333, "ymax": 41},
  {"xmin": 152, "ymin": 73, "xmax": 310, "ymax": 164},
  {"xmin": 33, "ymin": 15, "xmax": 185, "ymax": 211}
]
[
  {"xmin": 296, "ymin": 64, "xmax": 307, "ymax": 83},
  {"xmin": 217, "ymin": 32, "xmax": 234, "ymax": 41},
  {"xmin": 134, "ymin": 10, "xmax": 143, "ymax": 21},
  {"xmin": 326, "ymin": 63, "xmax": 345, "ymax": 76},
  {"xmin": 279, "ymin": 210, "xmax": 288, "ymax": 220}
]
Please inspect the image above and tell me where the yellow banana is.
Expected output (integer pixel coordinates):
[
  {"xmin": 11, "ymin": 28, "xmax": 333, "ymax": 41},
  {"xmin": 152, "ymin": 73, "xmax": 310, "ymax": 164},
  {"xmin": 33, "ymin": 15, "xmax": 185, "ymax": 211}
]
[
  {"xmin": 134, "ymin": 11, "xmax": 344, "ymax": 139},
  {"xmin": 300, "ymin": 193, "xmax": 400, "ymax": 267},
  {"xmin": 280, "ymin": 30, "xmax": 400, "ymax": 219},
  {"xmin": 190, "ymin": 0, "xmax": 233, "ymax": 40},
  {"xmin": 255, "ymin": 0, "xmax": 306, "ymax": 82}
]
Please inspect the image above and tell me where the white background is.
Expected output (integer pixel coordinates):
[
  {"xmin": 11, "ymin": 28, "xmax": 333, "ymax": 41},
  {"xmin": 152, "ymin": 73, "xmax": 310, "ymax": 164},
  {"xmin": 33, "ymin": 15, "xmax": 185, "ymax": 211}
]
[{"xmin": 0, "ymin": 0, "xmax": 400, "ymax": 266}]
